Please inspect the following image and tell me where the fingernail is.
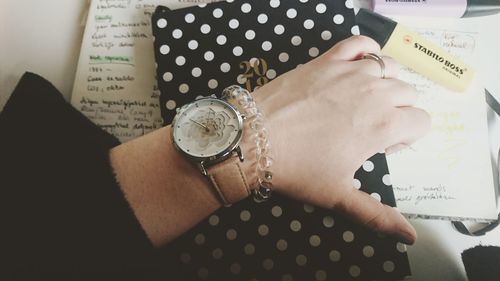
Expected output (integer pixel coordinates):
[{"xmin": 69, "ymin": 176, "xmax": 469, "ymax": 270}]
[
  {"xmin": 399, "ymin": 234, "xmax": 415, "ymax": 245},
  {"xmin": 385, "ymin": 143, "xmax": 409, "ymax": 155},
  {"xmin": 399, "ymin": 227, "xmax": 417, "ymax": 245}
]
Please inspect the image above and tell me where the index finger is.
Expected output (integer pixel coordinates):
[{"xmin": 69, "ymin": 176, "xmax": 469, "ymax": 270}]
[
  {"xmin": 336, "ymin": 187, "xmax": 417, "ymax": 244},
  {"xmin": 323, "ymin": 35, "xmax": 381, "ymax": 61},
  {"xmin": 386, "ymin": 107, "xmax": 431, "ymax": 149}
]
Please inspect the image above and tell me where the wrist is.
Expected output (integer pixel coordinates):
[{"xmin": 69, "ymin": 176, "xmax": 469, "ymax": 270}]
[
  {"xmin": 239, "ymin": 130, "xmax": 258, "ymax": 191},
  {"xmin": 222, "ymin": 86, "xmax": 274, "ymax": 201},
  {"xmin": 110, "ymin": 126, "xmax": 221, "ymax": 247},
  {"xmin": 250, "ymin": 87, "xmax": 287, "ymax": 193}
]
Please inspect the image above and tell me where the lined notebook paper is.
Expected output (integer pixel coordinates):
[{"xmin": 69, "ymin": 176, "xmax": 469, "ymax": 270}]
[
  {"xmin": 71, "ymin": 0, "xmax": 217, "ymax": 142},
  {"xmin": 387, "ymin": 18, "xmax": 497, "ymax": 221}
]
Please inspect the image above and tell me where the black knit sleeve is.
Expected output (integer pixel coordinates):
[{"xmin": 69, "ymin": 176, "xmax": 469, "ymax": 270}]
[{"xmin": 0, "ymin": 73, "xmax": 161, "ymax": 280}]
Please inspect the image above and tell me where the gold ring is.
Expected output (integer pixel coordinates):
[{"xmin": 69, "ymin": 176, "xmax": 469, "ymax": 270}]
[{"xmin": 362, "ymin": 53, "xmax": 386, "ymax": 79}]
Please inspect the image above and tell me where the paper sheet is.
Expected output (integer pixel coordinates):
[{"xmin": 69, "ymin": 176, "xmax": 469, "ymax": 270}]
[
  {"xmin": 387, "ymin": 20, "xmax": 497, "ymax": 221},
  {"xmin": 71, "ymin": 0, "xmax": 217, "ymax": 142}
]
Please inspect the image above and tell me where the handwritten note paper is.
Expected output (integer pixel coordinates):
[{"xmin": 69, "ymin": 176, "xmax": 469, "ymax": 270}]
[
  {"xmin": 387, "ymin": 25, "xmax": 497, "ymax": 221},
  {"xmin": 71, "ymin": 0, "xmax": 216, "ymax": 142}
]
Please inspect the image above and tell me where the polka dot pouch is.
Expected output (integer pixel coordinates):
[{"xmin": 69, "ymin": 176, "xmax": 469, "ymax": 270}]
[{"xmin": 152, "ymin": 0, "xmax": 411, "ymax": 280}]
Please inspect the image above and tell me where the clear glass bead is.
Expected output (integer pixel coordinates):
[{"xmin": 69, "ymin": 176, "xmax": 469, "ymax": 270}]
[
  {"xmin": 255, "ymin": 179, "xmax": 272, "ymax": 203},
  {"xmin": 256, "ymin": 144, "xmax": 270, "ymax": 155},
  {"xmin": 257, "ymin": 127, "xmax": 268, "ymax": 139},
  {"xmin": 243, "ymin": 101, "xmax": 256, "ymax": 110},
  {"xmin": 222, "ymin": 85, "xmax": 273, "ymax": 202},
  {"xmin": 255, "ymin": 137, "xmax": 268, "ymax": 150},
  {"xmin": 238, "ymin": 89, "xmax": 250, "ymax": 96},
  {"xmin": 244, "ymin": 106, "xmax": 259, "ymax": 117},
  {"xmin": 250, "ymin": 118, "xmax": 264, "ymax": 131},
  {"xmin": 247, "ymin": 131, "xmax": 259, "ymax": 140},
  {"xmin": 256, "ymin": 166, "xmax": 264, "ymax": 179},
  {"xmin": 221, "ymin": 90, "xmax": 230, "ymax": 99},
  {"xmin": 257, "ymin": 169, "xmax": 273, "ymax": 182},
  {"xmin": 247, "ymin": 111, "xmax": 263, "ymax": 120},
  {"xmin": 222, "ymin": 86, "xmax": 238, "ymax": 98},
  {"xmin": 264, "ymin": 171, "xmax": 273, "ymax": 182},
  {"xmin": 258, "ymin": 156, "xmax": 273, "ymax": 170},
  {"xmin": 238, "ymin": 94, "xmax": 252, "ymax": 106}
]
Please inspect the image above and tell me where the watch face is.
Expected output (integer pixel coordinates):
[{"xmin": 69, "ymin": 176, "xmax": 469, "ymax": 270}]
[{"xmin": 172, "ymin": 98, "xmax": 243, "ymax": 159}]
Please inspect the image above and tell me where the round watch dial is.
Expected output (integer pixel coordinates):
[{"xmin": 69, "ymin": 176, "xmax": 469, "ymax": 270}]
[{"xmin": 172, "ymin": 98, "xmax": 243, "ymax": 159}]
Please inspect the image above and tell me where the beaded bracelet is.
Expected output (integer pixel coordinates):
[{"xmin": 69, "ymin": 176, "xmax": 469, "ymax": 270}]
[{"xmin": 222, "ymin": 85, "xmax": 273, "ymax": 202}]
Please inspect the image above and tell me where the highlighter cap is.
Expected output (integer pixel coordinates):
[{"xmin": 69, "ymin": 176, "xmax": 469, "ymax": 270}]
[
  {"xmin": 355, "ymin": 9, "xmax": 397, "ymax": 48},
  {"xmin": 463, "ymin": 0, "xmax": 500, "ymax": 17}
]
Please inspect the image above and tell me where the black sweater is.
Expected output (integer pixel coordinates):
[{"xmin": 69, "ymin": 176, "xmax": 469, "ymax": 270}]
[{"xmin": 0, "ymin": 73, "xmax": 161, "ymax": 280}]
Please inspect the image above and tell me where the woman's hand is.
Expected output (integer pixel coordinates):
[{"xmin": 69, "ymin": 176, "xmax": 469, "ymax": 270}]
[
  {"xmin": 252, "ymin": 36, "xmax": 431, "ymax": 244},
  {"xmin": 112, "ymin": 35, "xmax": 430, "ymax": 247}
]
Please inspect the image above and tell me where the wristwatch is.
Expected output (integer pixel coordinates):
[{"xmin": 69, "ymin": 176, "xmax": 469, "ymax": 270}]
[{"xmin": 171, "ymin": 97, "xmax": 251, "ymax": 206}]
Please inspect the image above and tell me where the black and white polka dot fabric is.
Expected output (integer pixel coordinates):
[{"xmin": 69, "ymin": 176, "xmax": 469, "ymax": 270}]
[
  {"xmin": 153, "ymin": 0, "xmax": 361, "ymax": 124},
  {"xmin": 152, "ymin": 1, "xmax": 411, "ymax": 280}
]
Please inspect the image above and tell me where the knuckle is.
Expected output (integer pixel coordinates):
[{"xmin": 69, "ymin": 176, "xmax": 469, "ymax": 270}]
[
  {"xmin": 329, "ymin": 43, "xmax": 350, "ymax": 59},
  {"xmin": 400, "ymin": 82, "xmax": 419, "ymax": 100},
  {"xmin": 334, "ymin": 187, "xmax": 356, "ymax": 212},
  {"xmin": 330, "ymin": 35, "xmax": 380, "ymax": 58},
  {"xmin": 363, "ymin": 78, "xmax": 384, "ymax": 96},
  {"xmin": 366, "ymin": 208, "xmax": 389, "ymax": 232},
  {"xmin": 376, "ymin": 112, "xmax": 399, "ymax": 135},
  {"xmin": 352, "ymin": 35, "xmax": 380, "ymax": 50}
]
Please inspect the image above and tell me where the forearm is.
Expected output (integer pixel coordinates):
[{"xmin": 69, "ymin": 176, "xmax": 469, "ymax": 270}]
[{"xmin": 111, "ymin": 126, "xmax": 228, "ymax": 247}]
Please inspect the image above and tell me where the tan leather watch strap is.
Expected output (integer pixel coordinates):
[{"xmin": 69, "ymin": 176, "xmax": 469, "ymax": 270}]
[{"xmin": 207, "ymin": 155, "xmax": 251, "ymax": 206}]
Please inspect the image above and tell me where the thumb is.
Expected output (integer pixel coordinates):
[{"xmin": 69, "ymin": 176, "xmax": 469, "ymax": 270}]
[{"xmin": 336, "ymin": 188, "xmax": 417, "ymax": 245}]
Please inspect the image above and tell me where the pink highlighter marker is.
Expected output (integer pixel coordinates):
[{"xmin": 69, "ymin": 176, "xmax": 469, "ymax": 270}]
[{"xmin": 372, "ymin": 0, "xmax": 500, "ymax": 17}]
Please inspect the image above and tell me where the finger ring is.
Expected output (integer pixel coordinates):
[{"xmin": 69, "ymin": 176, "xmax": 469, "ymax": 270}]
[{"xmin": 362, "ymin": 53, "xmax": 386, "ymax": 79}]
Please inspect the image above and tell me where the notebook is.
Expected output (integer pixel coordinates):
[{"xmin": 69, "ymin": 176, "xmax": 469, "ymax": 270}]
[
  {"xmin": 152, "ymin": 1, "xmax": 411, "ymax": 280},
  {"xmin": 375, "ymin": 17, "xmax": 498, "ymax": 221},
  {"xmin": 70, "ymin": 0, "xmax": 220, "ymax": 142}
]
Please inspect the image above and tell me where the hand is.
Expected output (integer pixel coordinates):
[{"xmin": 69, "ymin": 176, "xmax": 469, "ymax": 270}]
[{"xmin": 251, "ymin": 36, "xmax": 431, "ymax": 244}]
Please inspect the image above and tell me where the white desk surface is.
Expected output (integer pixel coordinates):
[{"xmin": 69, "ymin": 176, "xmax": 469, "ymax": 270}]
[{"xmin": 1, "ymin": 1, "xmax": 500, "ymax": 280}]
